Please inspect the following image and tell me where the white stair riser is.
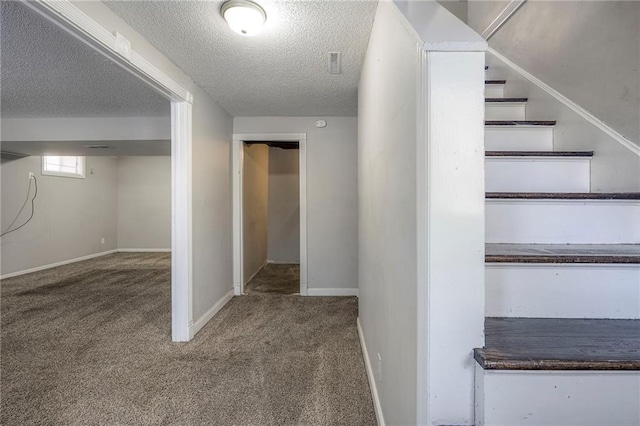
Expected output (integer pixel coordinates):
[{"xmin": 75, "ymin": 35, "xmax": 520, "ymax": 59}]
[
  {"xmin": 486, "ymin": 264, "xmax": 640, "ymax": 319},
  {"xmin": 486, "ymin": 200, "xmax": 640, "ymax": 244},
  {"xmin": 485, "ymin": 85, "xmax": 505, "ymax": 98},
  {"xmin": 475, "ymin": 367, "xmax": 640, "ymax": 426},
  {"xmin": 485, "ymin": 127, "xmax": 553, "ymax": 151},
  {"xmin": 485, "ymin": 103, "xmax": 526, "ymax": 120},
  {"xmin": 486, "ymin": 158, "xmax": 590, "ymax": 192}
]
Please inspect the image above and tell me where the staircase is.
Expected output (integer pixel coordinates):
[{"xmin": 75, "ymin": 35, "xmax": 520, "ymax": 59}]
[{"xmin": 474, "ymin": 74, "xmax": 640, "ymax": 424}]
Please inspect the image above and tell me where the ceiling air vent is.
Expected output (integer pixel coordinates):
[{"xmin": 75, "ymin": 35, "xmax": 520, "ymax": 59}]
[
  {"xmin": 328, "ymin": 52, "xmax": 341, "ymax": 74},
  {"xmin": 84, "ymin": 145, "xmax": 110, "ymax": 149}
]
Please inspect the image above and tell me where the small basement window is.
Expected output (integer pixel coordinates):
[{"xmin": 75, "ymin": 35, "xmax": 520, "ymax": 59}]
[{"xmin": 42, "ymin": 156, "xmax": 85, "ymax": 178}]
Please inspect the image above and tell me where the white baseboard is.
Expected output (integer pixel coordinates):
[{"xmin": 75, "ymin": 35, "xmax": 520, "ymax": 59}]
[
  {"xmin": 307, "ymin": 288, "xmax": 358, "ymax": 297},
  {"xmin": 189, "ymin": 289, "xmax": 234, "ymax": 339},
  {"xmin": 117, "ymin": 248, "xmax": 171, "ymax": 253},
  {"xmin": 0, "ymin": 248, "xmax": 174, "ymax": 279},
  {"xmin": 0, "ymin": 249, "xmax": 118, "ymax": 279},
  {"xmin": 357, "ymin": 318, "xmax": 385, "ymax": 426}
]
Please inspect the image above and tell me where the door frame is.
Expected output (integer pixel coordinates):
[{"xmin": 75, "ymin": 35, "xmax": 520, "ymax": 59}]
[
  {"xmin": 232, "ymin": 133, "xmax": 308, "ymax": 295},
  {"xmin": 23, "ymin": 0, "xmax": 194, "ymax": 342}
]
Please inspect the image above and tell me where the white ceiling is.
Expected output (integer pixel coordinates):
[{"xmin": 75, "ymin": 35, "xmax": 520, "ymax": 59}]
[
  {"xmin": 0, "ymin": 1, "xmax": 170, "ymax": 119},
  {"xmin": 103, "ymin": 0, "xmax": 378, "ymax": 117}
]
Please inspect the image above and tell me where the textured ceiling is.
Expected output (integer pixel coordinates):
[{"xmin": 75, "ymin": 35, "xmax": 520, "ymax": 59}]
[
  {"xmin": 0, "ymin": 2, "xmax": 170, "ymax": 118},
  {"xmin": 103, "ymin": 0, "xmax": 378, "ymax": 116}
]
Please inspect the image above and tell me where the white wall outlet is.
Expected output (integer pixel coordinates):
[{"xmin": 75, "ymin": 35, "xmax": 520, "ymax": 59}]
[
  {"xmin": 377, "ymin": 353, "xmax": 382, "ymax": 382},
  {"xmin": 28, "ymin": 172, "xmax": 34, "ymax": 179},
  {"xmin": 101, "ymin": 238, "xmax": 105, "ymax": 244}
]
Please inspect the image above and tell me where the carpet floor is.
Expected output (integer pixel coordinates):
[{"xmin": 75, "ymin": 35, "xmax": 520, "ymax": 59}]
[
  {"xmin": 245, "ymin": 263, "xmax": 300, "ymax": 295},
  {"xmin": 1, "ymin": 253, "xmax": 376, "ymax": 425}
]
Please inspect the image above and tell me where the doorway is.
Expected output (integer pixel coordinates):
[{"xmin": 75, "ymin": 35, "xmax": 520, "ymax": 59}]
[
  {"xmin": 20, "ymin": 0, "xmax": 193, "ymax": 341},
  {"xmin": 232, "ymin": 133, "xmax": 308, "ymax": 296}
]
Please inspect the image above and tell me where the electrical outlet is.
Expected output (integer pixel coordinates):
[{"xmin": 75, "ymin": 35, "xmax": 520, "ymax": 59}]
[
  {"xmin": 28, "ymin": 172, "xmax": 34, "ymax": 179},
  {"xmin": 101, "ymin": 238, "xmax": 105, "ymax": 244},
  {"xmin": 377, "ymin": 353, "xmax": 382, "ymax": 382}
]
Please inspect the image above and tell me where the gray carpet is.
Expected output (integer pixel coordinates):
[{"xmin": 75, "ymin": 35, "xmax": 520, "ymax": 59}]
[
  {"xmin": 1, "ymin": 253, "xmax": 376, "ymax": 425},
  {"xmin": 245, "ymin": 263, "xmax": 300, "ymax": 295}
]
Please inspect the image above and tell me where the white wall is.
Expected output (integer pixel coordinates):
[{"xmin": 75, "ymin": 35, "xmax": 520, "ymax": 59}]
[
  {"xmin": 469, "ymin": 1, "xmax": 640, "ymax": 146},
  {"xmin": 233, "ymin": 117, "xmax": 358, "ymax": 292},
  {"xmin": 437, "ymin": 0, "xmax": 468, "ymax": 22},
  {"xmin": 117, "ymin": 156, "xmax": 171, "ymax": 250},
  {"xmin": 358, "ymin": 2, "xmax": 420, "ymax": 424},
  {"xmin": 1, "ymin": 155, "xmax": 117, "ymax": 276},
  {"xmin": 1, "ymin": 117, "xmax": 170, "ymax": 141},
  {"xmin": 361, "ymin": 2, "xmax": 486, "ymax": 424},
  {"xmin": 72, "ymin": 1, "xmax": 235, "ymax": 327},
  {"xmin": 467, "ymin": 0, "xmax": 510, "ymax": 33},
  {"xmin": 267, "ymin": 147, "xmax": 299, "ymax": 263},
  {"xmin": 191, "ymin": 93, "xmax": 234, "ymax": 321},
  {"xmin": 1, "ymin": 155, "xmax": 172, "ymax": 276},
  {"xmin": 242, "ymin": 144, "xmax": 269, "ymax": 281}
]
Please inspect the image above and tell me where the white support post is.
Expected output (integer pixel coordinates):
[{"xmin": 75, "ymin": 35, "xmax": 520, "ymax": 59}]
[
  {"xmin": 232, "ymin": 137, "xmax": 244, "ymax": 296},
  {"xmin": 417, "ymin": 50, "xmax": 487, "ymax": 424},
  {"xmin": 171, "ymin": 101, "xmax": 193, "ymax": 342}
]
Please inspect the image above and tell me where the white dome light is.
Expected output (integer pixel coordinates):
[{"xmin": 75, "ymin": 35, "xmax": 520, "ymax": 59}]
[{"xmin": 221, "ymin": 0, "xmax": 267, "ymax": 36}]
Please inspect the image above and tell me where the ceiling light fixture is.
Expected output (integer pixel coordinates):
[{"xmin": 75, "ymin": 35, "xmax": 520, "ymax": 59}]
[{"xmin": 221, "ymin": 0, "xmax": 267, "ymax": 36}]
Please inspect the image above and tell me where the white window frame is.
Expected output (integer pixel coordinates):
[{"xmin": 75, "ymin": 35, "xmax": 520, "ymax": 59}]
[{"xmin": 42, "ymin": 155, "xmax": 86, "ymax": 179}]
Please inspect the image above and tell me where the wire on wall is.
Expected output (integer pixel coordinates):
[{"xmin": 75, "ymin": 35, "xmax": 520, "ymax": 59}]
[{"xmin": 1, "ymin": 175, "xmax": 38, "ymax": 237}]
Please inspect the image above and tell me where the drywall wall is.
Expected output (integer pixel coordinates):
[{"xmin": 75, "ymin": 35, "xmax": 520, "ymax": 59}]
[
  {"xmin": 267, "ymin": 147, "xmax": 300, "ymax": 263},
  {"xmin": 117, "ymin": 156, "xmax": 171, "ymax": 250},
  {"xmin": 1, "ymin": 117, "xmax": 170, "ymax": 141},
  {"xmin": 467, "ymin": 0, "xmax": 510, "ymax": 34},
  {"xmin": 71, "ymin": 1, "xmax": 235, "ymax": 328},
  {"xmin": 469, "ymin": 1, "xmax": 640, "ymax": 146},
  {"xmin": 1, "ymin": 155, "xmax": 117, "ymax": 276},
  {"xmin": 233, "ymin": 117, "xmax": 358, "ymax": 292},
  {"xmin": 243, "ymin": 144, "xmax": 269, "ymax": 281},
  {"xmin": 190, "ymin": 93, "xmax": 234, "ymax": 320},
  {"xmin": 436, "ymin": 0, "xmax": 468, "ymax": 22},
  {"xmin": 358, "ymin": 2, "xmax": 420, "ymax": 424}
]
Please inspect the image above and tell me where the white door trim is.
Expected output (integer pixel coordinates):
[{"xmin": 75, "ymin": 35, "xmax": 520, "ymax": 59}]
[
  {"xmin": 232, "ymin": 133, "xmax": 308, "ymax": 296},
  {"xmin": 21, "ymin": 0, "xmax": 193, "ymax": 342}
]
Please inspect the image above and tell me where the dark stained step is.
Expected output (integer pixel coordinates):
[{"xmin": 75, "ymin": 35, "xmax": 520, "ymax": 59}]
[
  {"xmin": 485, "ymin": 79, "xmax": 505, "ymax": 84},
  {"xmin": 486, "ymin": 120, "xmax": 556, "ymax": 126},
  {"xmin": 475, "ymin": 317, "xmax": 640, "ymax": 370},
  {"xmin": 487, "ymin": 192, "xmax": 640, "ymax": 200},
  {"xmin": 486, "ymin": 151, "xmax": 594, "ymax": 157},
  {"xmin": 485, "ymin": 243, "xmax": 640, "ymax": 264},
  {"xmin": 486, "ymin": 98, "xmax": 527, "ymax": 103}
]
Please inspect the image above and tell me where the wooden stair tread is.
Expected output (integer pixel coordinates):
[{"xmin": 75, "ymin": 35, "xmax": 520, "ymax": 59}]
[
  {"xmin": 486, "ymin": 151, "xmax": 593, "ymax": 157},
  {"xmin": 485, "ymin": 98, "xmax": 527, "ymax": 103},
  {"xmin": 485, "ymin": 79, "xmax": 505, "ymax": 84},
  {"xmin": 486, "ymin": 120, "xmax": 556, "ymax": 126},
  {"xmin": 485, "ymin": 243, "xmax": 640, "ymax": 264},
  {"xmin": 487, "ymin": 192, "xmax": 640, "ymax": 200},
  {"xmin": 475, "ymin": 317, "xmax": 640, "ymax": 370}
]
